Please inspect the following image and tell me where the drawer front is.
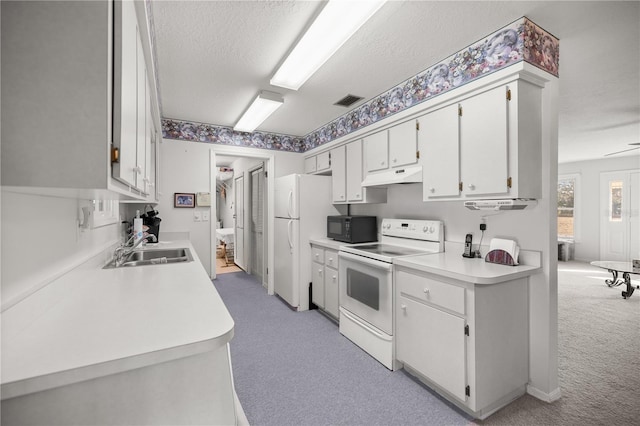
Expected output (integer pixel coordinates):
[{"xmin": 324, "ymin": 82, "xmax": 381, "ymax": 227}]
[
  {"xmin": 311, "ymin": 246, "xmax": 325, "ymax": 264},
  {"xmin": 324, "ymin": 249, "xmax": 339, "ymax": 269},
  {"xmin": 396, "ymin": 270, "xmax": 465, "ymax": 315}
]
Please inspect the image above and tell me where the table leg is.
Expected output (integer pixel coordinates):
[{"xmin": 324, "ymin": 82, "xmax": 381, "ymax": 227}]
[
  {"xmin": 605, "ymin": 269, "xmax": 625, "ymax": 287},
  {"xmin": 621, "ymin": 272, "xmax": 639, "ymax": 299}
]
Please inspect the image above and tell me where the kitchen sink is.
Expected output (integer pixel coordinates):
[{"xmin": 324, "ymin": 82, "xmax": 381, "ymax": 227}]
[{"xmin": 104, "ymin": 248, "xmax": 193, "ymax": 269}]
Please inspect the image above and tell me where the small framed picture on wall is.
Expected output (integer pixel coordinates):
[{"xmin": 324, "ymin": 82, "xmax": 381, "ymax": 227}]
[{"xmin": 174, "ymin": 193, "xmax": 195, "ymax": 208}]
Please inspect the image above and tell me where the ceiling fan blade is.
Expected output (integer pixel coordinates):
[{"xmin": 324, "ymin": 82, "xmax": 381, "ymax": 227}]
[{"xmin": 604, "ymin": 146, "xmax": 640, "ymax": 157}]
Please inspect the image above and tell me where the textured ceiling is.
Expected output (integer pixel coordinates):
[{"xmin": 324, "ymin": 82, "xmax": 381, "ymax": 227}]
[{"xmin": 152, "ymin": 1, "xmax": 640, "ymax": 163}]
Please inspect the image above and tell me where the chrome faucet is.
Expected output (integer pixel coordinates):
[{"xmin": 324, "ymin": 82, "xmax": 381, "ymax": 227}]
[{"xmin": 113, "ymin": 234, "xmax": 158, "ymax": 267}]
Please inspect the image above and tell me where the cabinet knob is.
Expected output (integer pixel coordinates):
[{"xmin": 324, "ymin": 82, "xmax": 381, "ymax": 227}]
[
  {"xmin": 468, "ymin": 184, "xmax": 475, "ymax": 190},
  {"xmin": 329, "ymin": 257, "xmax": 333, "ymax": 262},
  {"xmin": 381, "ymin": 161, "xmax": 385, "ymax": 165},
  {"xmin": 429, "ymin": 187, "xmax": 435, "ymax": 193},
  {"xmin": 423, "ymin": 288, "xmax": 430, "ymax": 295},
  {"xmin": 392, "ymin": 158, "xmax": 397, "ymax": 163},
  {"xmin": 332, "ymin": 275, "xmax": 337, "ymax": 281},
  {"xmin": 318, "ymin": 269, "xmax": 323, "ymax": 275},
  {"xmin": 401, "ymin": 304, "xmax": 407, "ymax": 311},
  {"xmin": 133, "ymin": 166, "xmax": 142, "ymax": 174},
  {"xmin": 315, "ymin": 253, "xmax": 319, "ymax": 257}
]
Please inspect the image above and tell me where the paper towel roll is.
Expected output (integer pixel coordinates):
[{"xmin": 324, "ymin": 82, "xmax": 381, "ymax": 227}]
[{"xmin": 488, "ymin": 238, "xmax": 519, "ymax": 265}]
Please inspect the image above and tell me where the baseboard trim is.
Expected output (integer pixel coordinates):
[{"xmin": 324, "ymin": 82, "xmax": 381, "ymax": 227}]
[{"xmin": 527, "ymin": 384, "xmax": 562, "ymax": 402}]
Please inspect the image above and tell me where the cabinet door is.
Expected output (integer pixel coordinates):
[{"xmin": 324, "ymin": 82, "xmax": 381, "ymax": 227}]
[
  {"xmin": 113, "ymin": 0, "xmax": 139, "ymax": 188},
  {"xmin": 331, "ymin": 146, "xmax": 346, "ymax": 203},
  {"xmin": 135, "ymin": 28, "xmax": 147, "ymax": 192},
  {"xmin": 312, "ymin": 261, "xmax": 325, "ymax": 309},
  {"xmin": 143, "ymin": 73, "xmax": 152, "ymax": 195},
  {"xmin": 316, "ymin": 151, "xmax": 331, "ymax": 171},
  {"xmin": 389, "ymin": 120, "xmax": 418, "ymax": 167},
  {"xmin": 460, "ymin": 86, "xmax": 509, "ymax": 196},
  {"xmin": 364, "ymin": 131, "xmax": 388, "ymax": 172},
  {"xmin": 324, "ymin": 266, "xmax": 339, "ymax": 318},
  {"xmin": 304, "ymin": 156, "xmax": 317, "ymax": 174},
  {"xmin": 396, "ymin": 296, "xmax": 467, "ymax": 401},
  {"xmin": 346, "ymin": 140, "xmax": 364, "ymax": 202},
  {"xmin": 420, "ymin": 104, "xmax": 460, "ymax": 199}
]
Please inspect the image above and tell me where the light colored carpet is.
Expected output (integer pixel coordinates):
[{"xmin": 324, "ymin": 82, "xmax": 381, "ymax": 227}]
[{"xmin": 477, "ymin": 261, "xmax": 640, "ymax": 425}]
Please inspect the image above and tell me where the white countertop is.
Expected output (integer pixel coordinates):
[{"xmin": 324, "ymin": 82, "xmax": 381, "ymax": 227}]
[
  {"xmin": 1, "ymin": 240, "xmax": 234, "ymax": 399},
  {"xmin": 394, "ymin": 244, "xmax": 542, "ymax": 285},
  {"xmin": 309, "ymin": 238, "xmax": 350, "ymax": 251}
]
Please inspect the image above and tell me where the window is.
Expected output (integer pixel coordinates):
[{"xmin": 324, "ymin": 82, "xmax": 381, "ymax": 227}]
[
  {"xmin": 609, "ymin": 180, "xmax": 623, "ymax": 222},
  {"xmin": 558, "ymin": 174, "xmax": 579, "ymax": 240}
]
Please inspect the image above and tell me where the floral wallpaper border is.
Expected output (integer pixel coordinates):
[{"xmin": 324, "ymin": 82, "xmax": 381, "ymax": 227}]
[{"xmin": 161, "ymin": 17, "xmax": 558, "ymax": 153}]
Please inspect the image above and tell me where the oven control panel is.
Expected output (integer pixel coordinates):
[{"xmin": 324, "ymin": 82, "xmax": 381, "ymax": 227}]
[{"xmin": 380, "ymin": 218, "xmax": 443, "ymax": 242}]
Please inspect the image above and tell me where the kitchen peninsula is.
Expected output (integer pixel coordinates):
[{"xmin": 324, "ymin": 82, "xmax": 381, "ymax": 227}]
[{"xmin": 1, "ymin": 241, "xmax": 240, "ymax": 425}]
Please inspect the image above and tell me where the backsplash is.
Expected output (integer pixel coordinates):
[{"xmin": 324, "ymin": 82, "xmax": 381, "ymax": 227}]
[{"xmin": 161, "ymin": 17, "xmax": 558, "ymax": 153}]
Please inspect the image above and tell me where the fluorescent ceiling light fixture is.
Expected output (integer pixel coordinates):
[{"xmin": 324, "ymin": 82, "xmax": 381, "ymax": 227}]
[
  {"xmin": 233, "ymin": 91, "xmax": 284, "ymax": 133},
  {"xmin": 270, "ymin": 0, "xmax": 387, "ymax": 90}
]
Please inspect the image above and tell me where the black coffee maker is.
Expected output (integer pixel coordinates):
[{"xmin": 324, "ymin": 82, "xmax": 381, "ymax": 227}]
[{"xmin": 141, "ymin": 205, "xmax": 162, "ymax": 241}]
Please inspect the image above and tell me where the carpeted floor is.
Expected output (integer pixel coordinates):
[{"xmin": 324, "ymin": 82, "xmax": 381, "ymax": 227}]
[
  {"xmin": 214, "ymin": 262, "xmax": 640, "ymax": 425},
  {"xmin": 476, "ymin": 261, "xmax": 640, "ymax": 425}
]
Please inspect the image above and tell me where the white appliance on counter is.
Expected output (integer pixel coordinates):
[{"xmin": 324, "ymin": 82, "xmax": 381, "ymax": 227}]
[
  {"xmin": 274, "ymin": 174, "xmax": 338, "ymax": 311},
  {"xmin": 339, "ymin": 218, "xmax": 444, "ymax": 370}
]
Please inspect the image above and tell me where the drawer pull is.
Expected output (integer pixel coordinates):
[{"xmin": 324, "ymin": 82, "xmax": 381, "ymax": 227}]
[
  {"xmin": 423, "ymin": 288, "xmax": 430, "ymax": 295},
  {"xmin": 401, "ymin": 304, "xmax": 407, "ymax": 311}
]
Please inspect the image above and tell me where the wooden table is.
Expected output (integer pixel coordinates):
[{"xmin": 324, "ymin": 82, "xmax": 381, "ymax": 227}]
[{"xmin": 590, "ymin": 261, "xmax": 640, "ymax": 299}]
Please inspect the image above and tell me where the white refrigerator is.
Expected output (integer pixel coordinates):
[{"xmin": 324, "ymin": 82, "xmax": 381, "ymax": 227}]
[{"xmin": 274, "ymin": 174, "xmax": 338, "ymax": 311}]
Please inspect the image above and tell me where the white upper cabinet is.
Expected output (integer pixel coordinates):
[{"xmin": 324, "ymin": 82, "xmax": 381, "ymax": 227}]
[
  {"xmin": 331, "ymin": 140, "xmax": 386, "ymax": 205},
  {"xmin": 304, "ymin": 156, "xmax": 317, "ymax": 174},
  {"xmin": 459, "ymin": 85, "xmax": 509, "ymax": 197},
  {"xmin": 364, "ymin": 130, "xmax": 389, "ymax": 173},
  {"xmin": 1, "ymin": 0, "xmax": 160, "ymax": 201},
  {"xmin": 420, "ymin": 80, "xmax": 542, "ymax": 201},
  {"xmin": 346, "ymin": 141, "xmax": 364, "ymax": 202},
  {"xmin": 388, "ymin": 120, "xmax": 418, "ymax": 168},
  {"xmin": 331, "ymin": 145, "xmax": 347, "ymax": 203},
  {"xmin": 304, "ymin": 151, "xmax": 331, "ymax": 175},
  {"xmin": 419, "ymin": 104, "xmax": 460, "ymax": 199},
  {"xmin": 316, "ymin": 151, "xmax": 331, "ymax": 172}
]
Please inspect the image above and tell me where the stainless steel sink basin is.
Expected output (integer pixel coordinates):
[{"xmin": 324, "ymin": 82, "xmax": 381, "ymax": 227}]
[{"xmin": 104, "ymin": 248, "xmax": 193, "ymax": 269}]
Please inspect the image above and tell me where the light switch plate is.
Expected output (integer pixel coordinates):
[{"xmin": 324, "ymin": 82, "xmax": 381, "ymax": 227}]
[
  {"xmin": 194, "ymin": 211, "xmax": 202, "ymax": 222},
  {"xmin": 202, "ymin": 211, "xmax": 210, "ymax": 221}
]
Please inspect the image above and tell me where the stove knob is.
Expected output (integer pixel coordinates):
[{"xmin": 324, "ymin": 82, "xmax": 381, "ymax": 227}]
[
  {"xmin": 430, "ymin": 226, "xmax": 435, "ymax": 233},
  {"xmin": 423, "ymin": 226, "xmax": 428, "ymax": 232}
]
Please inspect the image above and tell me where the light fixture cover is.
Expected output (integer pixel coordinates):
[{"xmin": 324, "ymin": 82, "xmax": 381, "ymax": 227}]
[
  {"xmin": 271, "ymin": 0, "xmax": 386, "ymax": 90},
  {"xmin": 234, "ymin": 91, "xmax": 284, "ymax": 133}
]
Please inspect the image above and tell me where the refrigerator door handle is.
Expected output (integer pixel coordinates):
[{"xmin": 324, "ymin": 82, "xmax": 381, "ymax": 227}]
[
  {"xmin": 287, "ymin": 220, "xmax": 293, "ymax": 249},
  {"xmin": 287, "ymin": 190, "xmax": 293, "ymax": 218}
]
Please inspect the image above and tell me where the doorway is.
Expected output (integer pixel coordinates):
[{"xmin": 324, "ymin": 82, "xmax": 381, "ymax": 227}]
[
  {"xmin": 210, "ymin": 149, "xmax": 274, "ymax": 295},
  {"xmin": 599, "ymin": 170, "xmax": 639, "ymax": 261}
]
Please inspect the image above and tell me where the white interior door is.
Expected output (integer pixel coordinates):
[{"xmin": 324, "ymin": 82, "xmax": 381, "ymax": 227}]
[
  {"xmin": 234, "ymin": 175, "xmax": 245, "ymax": 269},
  {"xmin": 600, "ymin": 170, "xmax": 639, "ymax": 261},
  {"xmin": 250, "ymin": 166, "xmax": 265, "ymax": 283}
]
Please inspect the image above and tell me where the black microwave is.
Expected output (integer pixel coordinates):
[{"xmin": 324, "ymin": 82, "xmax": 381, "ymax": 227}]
[{"xmin": 327, "ymin": 215, "xmax": 377, "ymax": 243}]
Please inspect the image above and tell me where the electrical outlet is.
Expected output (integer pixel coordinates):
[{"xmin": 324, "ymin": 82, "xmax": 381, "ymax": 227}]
[
  {"xmin": 480, "ymin": 223, "xmax": 487, "ymax": 231},
  {"xmin": 194, "ymin": 211, "xmax": 202, "ymax": 222}
]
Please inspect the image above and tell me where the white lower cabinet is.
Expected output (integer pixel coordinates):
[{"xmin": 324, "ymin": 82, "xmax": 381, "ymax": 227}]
[
  {"xmin": 311, "ymin": 245, "xmax": 340, "ymax": 320},
  {"xmin": 395, "ymin": 266, "xmax": 529, "ymax": 419}
]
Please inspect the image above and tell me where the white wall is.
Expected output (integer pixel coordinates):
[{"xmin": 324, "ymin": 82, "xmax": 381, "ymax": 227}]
[
  {"xmin": 1, "ymin": 191, "xmax": 122, "ymax": 310},
  {"xmin": 159, "ymin": 140, "xmax": 214, "ymax": 275},
  {"xmin": 559, "ymin": 154, "xmax": 640, "ymax": 261},
  {"xmin": 160, "ymin": 139, "xmax": 304, "ymax": 277}
]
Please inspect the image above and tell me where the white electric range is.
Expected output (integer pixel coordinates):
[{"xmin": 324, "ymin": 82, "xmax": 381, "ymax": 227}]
[{"xmin": 338, "ymin": 218, "xmax": 444, "ymax": 370}]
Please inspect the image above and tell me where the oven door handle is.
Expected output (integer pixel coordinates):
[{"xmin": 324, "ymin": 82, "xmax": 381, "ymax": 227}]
[{"xmin": 339, "ymin": 251, "xmax": 393, "ymax": 271}]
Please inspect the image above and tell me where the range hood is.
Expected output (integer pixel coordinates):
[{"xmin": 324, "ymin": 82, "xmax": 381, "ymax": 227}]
[
  {"xmin": 361, "ymin": 165, "xmax": 422, "ymax": 187},
  {"xmin": 464, "ymin": 199, "xmax": 537, "ymax": 211}
]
